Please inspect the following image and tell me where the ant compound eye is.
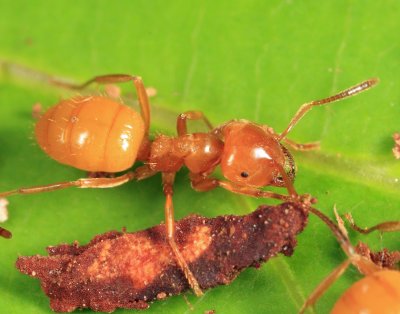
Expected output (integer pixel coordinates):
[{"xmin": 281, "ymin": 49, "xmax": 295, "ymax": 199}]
[
  {"xmin": 240, "ymin": 171, "xmax": 249, "ymax": 178},
  {"xmin": 275, "ymin": 175, "xmax": 283, "ymax": 184}
]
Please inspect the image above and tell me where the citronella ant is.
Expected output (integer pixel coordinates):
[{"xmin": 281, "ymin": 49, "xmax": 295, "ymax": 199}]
[{"xmin": 0, "ymin": 74, "xmax": 378, "ymax": 294}]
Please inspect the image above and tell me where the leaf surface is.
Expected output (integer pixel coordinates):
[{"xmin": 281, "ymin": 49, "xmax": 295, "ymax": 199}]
[{"xmin": 0, "ymin": 1, "xmax": 399, "ymax": 313}]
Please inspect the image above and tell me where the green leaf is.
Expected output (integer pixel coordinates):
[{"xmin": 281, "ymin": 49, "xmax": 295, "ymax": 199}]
[{"xmin": 1, "ymin": 1, "xmax": 399, "ymax": 313}]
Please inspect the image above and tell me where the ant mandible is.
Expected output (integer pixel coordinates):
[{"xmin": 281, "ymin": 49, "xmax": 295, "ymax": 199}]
[{"xmin": 0, "ymin": 74, "xmax": 378, "ymax": 294}]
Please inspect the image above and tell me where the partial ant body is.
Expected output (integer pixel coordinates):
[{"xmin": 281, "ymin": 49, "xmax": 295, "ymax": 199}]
[
  {"xmin": 0, "ymin": 74, "xmax": 378, "ymax": 294},
  {"xmin": 300, "ymin": 209, "xmax": 400, "ymax": 313}
]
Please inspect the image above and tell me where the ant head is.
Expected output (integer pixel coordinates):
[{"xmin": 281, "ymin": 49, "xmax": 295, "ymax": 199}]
[{"xmin": 219, "ymin": 121, "xmax": 296, "ymax": 188}]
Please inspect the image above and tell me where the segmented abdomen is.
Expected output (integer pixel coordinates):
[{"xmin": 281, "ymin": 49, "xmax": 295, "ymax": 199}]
[{"xmin": 35, "ymin": 96, "xmax": 145, "ymax": 172}]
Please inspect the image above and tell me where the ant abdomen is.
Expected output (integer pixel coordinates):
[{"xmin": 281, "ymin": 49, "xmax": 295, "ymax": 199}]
[{"xmin": 35, "ymin": 96, "xmax": 145, "ymax": 173}]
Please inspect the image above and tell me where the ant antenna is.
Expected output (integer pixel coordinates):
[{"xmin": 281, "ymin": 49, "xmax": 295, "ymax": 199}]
[{"xmin": 278, "ymin": 78, "xmax": 379, "ymax": 141}]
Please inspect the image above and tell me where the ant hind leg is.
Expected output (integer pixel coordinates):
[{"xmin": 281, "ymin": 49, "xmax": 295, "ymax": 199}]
[{"xmin": 0, "ymin": 165, "xmax": 156, "ymax": 198}]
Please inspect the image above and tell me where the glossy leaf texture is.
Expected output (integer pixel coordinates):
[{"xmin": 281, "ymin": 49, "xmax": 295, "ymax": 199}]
[{"xmin": 0, "ymin": 1, "xmax": 399, "ymax": 313}]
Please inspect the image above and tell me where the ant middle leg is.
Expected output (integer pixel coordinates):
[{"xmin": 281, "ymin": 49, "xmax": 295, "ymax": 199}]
[
  {"xmin": 51, "ymin": 74, "xmax": 151, "ymax": 135},
  {"xmin": 176, "ymin": 111, "xmax": 213, "ymax": 136},
  {"xmin": 162, "ymin": 172, "xmax": 203, "ymax": 296}
]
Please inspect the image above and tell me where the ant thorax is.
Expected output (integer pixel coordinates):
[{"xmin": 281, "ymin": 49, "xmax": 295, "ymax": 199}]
[{"xmin": 148, "ymin": 133, "xmax": 224, "ymax": 174}]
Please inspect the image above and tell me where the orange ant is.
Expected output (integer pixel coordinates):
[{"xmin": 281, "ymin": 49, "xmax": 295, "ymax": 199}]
[
  {"xmin": 300, "ymin": 208, "xmax": 400, "ymax": 313},
  {"xmin": 0, "ymin": 74, "xmax": 378, "ymax": 295}
]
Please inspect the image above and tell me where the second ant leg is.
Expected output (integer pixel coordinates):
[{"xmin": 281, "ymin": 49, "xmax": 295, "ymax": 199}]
[
  {"xmin": 176, "ymin": 111, "xmax": 213, "ymax": 136},
  {"xmin": 162, "ymin": 172, "xmax": 203, "ymax": 296}
]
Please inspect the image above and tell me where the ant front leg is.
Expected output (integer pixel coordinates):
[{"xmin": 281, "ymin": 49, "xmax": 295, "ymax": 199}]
[
  {"xmin": 161, "ymin": 172, "xmax": 203, "ymax": 296},
  {"xmin": 190, "ymin": 173, "xmax": 291, "ymax": 201},
  {"xmin": 176, "ymin": 111, "xmax": 213, "ymax": 136},
  {"xmin": 51, "ymin": 74, "xmax": 151, "ymax": 135}
]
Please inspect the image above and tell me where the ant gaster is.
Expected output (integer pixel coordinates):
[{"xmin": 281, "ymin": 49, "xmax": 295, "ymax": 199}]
[{"xmin": 0, "ymin": 74, "xmax": 378, "ymax": 294}]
